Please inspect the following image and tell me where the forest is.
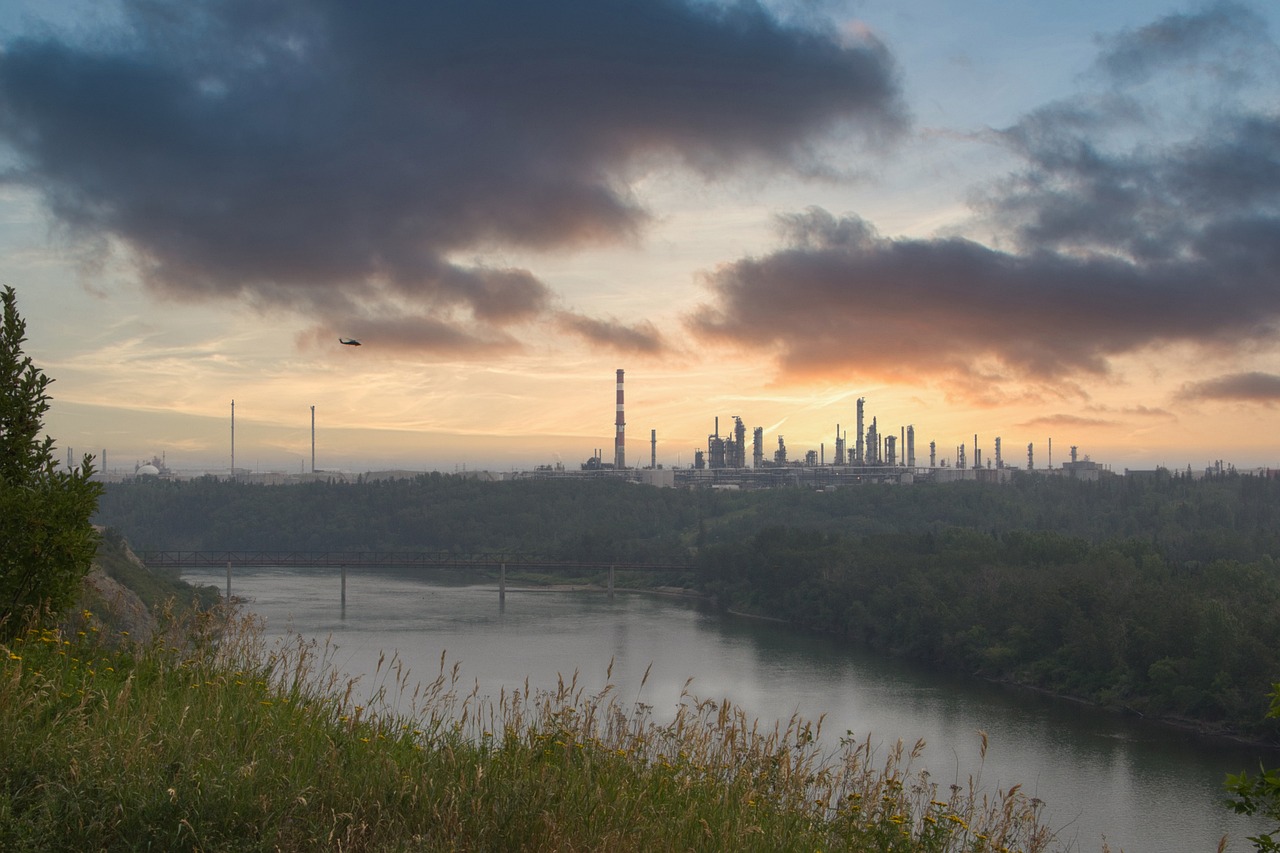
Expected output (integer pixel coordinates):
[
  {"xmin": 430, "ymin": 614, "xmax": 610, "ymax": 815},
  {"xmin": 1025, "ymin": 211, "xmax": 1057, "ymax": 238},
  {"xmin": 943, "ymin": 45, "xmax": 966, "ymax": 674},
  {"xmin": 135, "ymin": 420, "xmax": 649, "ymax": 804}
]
[{"xmin": 93, "ymin": 470, "xmax": 1280, "ymax": 740}]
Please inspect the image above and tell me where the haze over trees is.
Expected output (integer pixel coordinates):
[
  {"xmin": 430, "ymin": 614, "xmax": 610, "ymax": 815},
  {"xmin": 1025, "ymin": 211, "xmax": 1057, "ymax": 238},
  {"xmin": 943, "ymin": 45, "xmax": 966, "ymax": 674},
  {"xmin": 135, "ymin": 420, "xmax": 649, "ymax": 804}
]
[{"xmin": 96, "ymin": 470, "xmax": 1280, "ymax": 740}]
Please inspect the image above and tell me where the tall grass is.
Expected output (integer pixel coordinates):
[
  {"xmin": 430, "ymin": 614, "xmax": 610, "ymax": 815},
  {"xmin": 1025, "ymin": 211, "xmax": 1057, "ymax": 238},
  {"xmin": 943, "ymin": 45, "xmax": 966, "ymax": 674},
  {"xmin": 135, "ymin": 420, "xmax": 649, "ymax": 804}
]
[{"xmin": 1, "ymin": 603, "xmax": 1058, "ymax": 851}]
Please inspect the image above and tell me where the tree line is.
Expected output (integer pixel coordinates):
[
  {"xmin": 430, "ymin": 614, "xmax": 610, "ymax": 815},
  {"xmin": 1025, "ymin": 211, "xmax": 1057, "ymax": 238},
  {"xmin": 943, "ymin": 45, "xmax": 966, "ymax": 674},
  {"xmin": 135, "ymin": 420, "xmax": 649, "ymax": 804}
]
[{"xmin": 94, "ymin": 470, "xmax": 1280, "ymax": 738}]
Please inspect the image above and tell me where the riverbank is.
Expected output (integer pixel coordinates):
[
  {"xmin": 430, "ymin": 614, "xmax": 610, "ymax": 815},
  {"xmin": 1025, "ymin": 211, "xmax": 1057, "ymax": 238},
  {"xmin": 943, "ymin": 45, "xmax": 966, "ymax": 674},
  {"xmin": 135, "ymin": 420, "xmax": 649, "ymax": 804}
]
[{"xmin": 513, "ymin": 577, "xmax": 1280, "ymax": 754}]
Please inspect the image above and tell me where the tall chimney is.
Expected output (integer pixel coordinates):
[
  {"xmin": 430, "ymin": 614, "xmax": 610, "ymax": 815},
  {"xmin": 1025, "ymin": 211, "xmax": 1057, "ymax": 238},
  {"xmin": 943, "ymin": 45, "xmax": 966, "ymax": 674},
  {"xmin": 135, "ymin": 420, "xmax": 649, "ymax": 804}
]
[
  {"xmin": 311, "ymin": 405, "xmax": 316, "ymax": 473},
  {"xmin": 855, "ymin": 398, "xmax": 865, "ymax": 464},
  {"xmin": 651, "ymin": 429, "xmax": 656, "ymax": 469},
  {"xmin": 614, "ymin": 369, "xmax": 626, "ymax": 469}
]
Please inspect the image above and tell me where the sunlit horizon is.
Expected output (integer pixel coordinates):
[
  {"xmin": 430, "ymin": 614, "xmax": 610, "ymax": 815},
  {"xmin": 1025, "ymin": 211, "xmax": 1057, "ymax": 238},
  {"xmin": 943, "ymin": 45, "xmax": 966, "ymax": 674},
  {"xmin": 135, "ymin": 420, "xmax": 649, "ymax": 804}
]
[{"xmin": 3, "ymin": 0, "xmax": 1278, "ymax": 476}]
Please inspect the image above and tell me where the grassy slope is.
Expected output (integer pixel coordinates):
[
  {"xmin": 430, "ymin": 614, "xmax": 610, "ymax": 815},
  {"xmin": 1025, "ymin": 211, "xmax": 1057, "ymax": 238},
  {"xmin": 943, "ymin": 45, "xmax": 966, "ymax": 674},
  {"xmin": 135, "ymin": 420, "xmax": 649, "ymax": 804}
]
[{"xmin": 0, "ymin": 602, "xmax": 1055, "ymax": 852}]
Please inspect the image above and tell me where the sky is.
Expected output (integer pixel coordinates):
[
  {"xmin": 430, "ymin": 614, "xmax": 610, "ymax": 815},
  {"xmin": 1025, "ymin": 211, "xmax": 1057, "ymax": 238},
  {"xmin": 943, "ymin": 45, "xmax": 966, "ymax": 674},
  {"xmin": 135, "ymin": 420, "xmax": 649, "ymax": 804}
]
[{"xmin": 1, "ymin": 0, "xmax": 1278, "ymax": 475}]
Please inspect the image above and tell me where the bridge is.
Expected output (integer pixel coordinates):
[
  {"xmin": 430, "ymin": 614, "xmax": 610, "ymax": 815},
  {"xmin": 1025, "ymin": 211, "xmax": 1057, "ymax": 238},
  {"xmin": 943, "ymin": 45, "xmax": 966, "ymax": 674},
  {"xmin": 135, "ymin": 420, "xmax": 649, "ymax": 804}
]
[
  {"xmin": 138, "ymin": 550, "xmax": 694, "ymax": 573},
  {"xmin": 138, "ymin": 550, "xmax": 700, "ymax": 605}
]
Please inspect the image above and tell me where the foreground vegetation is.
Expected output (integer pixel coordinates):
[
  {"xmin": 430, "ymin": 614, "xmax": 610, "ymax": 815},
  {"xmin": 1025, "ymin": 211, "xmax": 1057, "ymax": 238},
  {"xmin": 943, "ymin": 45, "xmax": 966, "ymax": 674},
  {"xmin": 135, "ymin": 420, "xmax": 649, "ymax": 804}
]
[{"xmin": 1, "ymin": 602, "xmax": 1055, "ymax": 852}]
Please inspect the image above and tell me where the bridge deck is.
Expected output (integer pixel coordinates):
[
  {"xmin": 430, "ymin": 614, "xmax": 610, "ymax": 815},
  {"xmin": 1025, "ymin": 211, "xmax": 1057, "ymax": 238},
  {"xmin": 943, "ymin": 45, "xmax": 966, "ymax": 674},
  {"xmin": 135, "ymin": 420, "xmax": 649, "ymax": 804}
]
[{"xmin": 139, "ymin": 551, "xmax": 696, "ymax": 573}]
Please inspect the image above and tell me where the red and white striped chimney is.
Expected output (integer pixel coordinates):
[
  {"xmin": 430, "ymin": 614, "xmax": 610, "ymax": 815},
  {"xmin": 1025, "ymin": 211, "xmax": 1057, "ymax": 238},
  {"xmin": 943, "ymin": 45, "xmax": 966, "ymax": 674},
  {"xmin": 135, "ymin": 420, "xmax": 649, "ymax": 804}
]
[{"xmin": 614, "ymin": 369, "xmax": 626, "ymax": 469}]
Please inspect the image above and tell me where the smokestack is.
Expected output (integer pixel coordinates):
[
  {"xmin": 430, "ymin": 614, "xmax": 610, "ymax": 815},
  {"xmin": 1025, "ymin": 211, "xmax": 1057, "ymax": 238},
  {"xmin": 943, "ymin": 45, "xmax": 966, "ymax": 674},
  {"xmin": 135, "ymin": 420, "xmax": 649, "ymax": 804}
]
[
  {"xmin": 651, "ymin": 429, "xmax": 657, "ymax": 469},
  {"xmin": 855, "ymin": 398, "xmax": 865, "ymax": 464},
  {"xmin": 311, "ymin": 405, "xmax": 316, "ymax": 473},
  {"xmin": 614, "ymin": 369, "xmax": 625, "ymax": 469},
  {"xmin": 231, "ymin": 399, "xmax": 235, "ymax": 480}
]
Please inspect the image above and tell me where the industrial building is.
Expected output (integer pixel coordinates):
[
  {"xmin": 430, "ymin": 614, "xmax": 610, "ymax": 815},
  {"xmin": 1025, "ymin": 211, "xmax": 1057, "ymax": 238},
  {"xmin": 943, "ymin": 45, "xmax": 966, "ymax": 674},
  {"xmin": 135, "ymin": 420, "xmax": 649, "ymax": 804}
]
[{"xmin": 571, "ymin": 368, "xmax": 1115, "ymax": 488}]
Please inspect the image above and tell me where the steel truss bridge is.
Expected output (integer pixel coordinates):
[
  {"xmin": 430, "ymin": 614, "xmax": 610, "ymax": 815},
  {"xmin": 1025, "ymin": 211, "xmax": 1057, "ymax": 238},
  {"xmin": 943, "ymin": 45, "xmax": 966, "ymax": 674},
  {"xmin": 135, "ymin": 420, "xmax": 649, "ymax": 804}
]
[{"xmin": 138, "ymin": 551, "xmax": 697, "ymax": 574}]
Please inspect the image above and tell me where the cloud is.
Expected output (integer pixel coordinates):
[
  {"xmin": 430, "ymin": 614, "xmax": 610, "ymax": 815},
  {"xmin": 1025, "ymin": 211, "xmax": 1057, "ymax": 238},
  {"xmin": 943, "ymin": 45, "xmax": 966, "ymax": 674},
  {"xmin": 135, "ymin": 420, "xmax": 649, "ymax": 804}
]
[
  {"xmin": 555, "ymin": 312, "xmax": 666, "ymax": 355},
  {"xmin": 1018, "ymin": 413, "xmax": 1117, "ymax": 429},
  {"xmin": 689, "ymin": 207, "xmax": 1273, "ymax": 380},
  {"xmin": 0, "ymin": 0, "xmax": 905, "ymax": 355},
  {"xmin": 296, "ymin": 314, "xmax": 522, "ymax": 357},
  {"xmin": 688, "ymin": 6, "xmax": 1280, "ymax": 393},
  {"xmin": 1091, "ymin": 1, "xmax": 1272, "ymax": 86},
  {"xmin": 1176, "ymin": 371, "xmax": 1280, "ymax": 404}
]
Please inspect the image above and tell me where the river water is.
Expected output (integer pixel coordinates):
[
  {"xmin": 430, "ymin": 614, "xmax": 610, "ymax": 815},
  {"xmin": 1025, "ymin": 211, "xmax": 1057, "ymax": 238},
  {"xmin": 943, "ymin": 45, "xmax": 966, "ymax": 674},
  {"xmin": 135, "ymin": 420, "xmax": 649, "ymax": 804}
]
[{"xmin": 183, "ymin": 565, "xmax": 1273, "ymax": 852}]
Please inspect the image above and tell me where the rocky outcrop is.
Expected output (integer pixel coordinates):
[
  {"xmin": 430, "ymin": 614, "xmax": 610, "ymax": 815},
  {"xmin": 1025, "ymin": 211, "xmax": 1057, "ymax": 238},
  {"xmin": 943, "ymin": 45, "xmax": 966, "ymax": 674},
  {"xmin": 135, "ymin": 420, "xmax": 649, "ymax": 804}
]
[{"xmin": 77, "ymin": 565, "xmax": 157, "ymax": 643}]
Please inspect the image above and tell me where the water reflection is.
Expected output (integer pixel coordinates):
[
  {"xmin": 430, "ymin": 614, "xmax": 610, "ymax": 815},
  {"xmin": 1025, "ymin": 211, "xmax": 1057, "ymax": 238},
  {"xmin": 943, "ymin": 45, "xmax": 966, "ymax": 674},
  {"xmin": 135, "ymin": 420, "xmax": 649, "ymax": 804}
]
[{"xmin": 195, "ymin": 566, "xmax": 1270, "ymax": 853}]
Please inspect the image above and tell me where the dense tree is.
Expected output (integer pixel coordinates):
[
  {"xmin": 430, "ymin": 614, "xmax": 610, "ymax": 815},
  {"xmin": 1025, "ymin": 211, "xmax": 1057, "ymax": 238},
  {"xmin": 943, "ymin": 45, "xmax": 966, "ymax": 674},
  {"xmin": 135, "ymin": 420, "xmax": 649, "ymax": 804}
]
[
  {"xmin": 0, "ymin": 286, "xmax": 101, "ymax": 637},
  {"xmin": 94, "ymin": 459, "xmax": 1280, "ymax": 738}
]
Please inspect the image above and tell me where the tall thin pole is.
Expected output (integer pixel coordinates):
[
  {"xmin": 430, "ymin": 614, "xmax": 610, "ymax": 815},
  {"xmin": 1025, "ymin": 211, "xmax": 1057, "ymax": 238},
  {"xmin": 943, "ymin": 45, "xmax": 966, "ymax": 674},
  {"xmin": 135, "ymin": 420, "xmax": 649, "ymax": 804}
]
[
  {"xmin": 230, "ymin": 399, "xmax": 235, "ymax": 480},
  {"xmin": 614, "ymin": 369, "xmax": 626, "ymax": 469},
  {"xmin": 311, "ymin": 405, "xmax": 316, "ymax": 473}
]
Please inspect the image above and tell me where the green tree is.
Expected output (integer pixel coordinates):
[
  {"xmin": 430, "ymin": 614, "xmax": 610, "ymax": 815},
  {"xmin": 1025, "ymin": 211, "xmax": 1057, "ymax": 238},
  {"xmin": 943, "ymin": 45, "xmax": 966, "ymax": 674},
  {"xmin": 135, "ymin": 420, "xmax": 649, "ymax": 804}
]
[
  {"xmin": 0, "ymin": 285, "xmax": 102, "ymax": 637},
  {"xmin": 1227, "ymin": 686, "xmax": 1280, "ymax": 851}
]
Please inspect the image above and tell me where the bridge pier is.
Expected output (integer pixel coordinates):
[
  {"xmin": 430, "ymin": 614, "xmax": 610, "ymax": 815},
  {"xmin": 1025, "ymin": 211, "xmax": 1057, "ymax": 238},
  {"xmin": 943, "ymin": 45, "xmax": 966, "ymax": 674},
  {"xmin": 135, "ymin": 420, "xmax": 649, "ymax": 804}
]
[
  {"xmin": 609, "ymin": 564, "xmax": 615, "ymax": 601},
  {"xmin": 499, "ymin": 562, "xmax": 506, "ymax": 606},
  {"xmin": 341, "ymin": 564, "xmax": 347, "ymax": 613},
  {"xmin": 226, "ymin": 560, "xmax": 232, "ymax": 600}
]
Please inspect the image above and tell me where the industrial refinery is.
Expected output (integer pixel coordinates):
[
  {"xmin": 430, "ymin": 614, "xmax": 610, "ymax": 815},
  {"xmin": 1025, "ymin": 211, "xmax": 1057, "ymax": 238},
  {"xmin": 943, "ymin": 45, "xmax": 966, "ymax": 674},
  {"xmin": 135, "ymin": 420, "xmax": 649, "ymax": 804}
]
[
  {"xmin": 107, "ymin": 367, "xmax": 1250, "ymax": 487},
  {"xmin": 572, "ymin": 368, "xmax": 1111, "ymax": 488}
]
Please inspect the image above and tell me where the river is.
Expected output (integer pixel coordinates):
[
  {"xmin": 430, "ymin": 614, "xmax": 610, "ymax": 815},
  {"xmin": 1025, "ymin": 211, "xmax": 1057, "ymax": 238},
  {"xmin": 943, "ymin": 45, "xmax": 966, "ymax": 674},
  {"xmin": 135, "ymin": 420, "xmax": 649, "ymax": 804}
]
[{"xmin": 182, "ymin": 565, "xmax": 1273, "ymax": 852}]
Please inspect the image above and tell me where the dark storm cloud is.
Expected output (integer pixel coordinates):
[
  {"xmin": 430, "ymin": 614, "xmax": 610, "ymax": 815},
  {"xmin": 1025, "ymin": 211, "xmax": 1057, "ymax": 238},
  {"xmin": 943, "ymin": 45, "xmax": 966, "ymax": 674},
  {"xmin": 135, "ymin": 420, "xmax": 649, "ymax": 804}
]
[
  {"xmin": 0, "ymin": 0, "xmax": 904, "ymax": 355},
  {"xmin": 1176, "ymin": 372, "xmax": 1280, "ymax": 404},
  {"xmin": 690, "ymin": 208, "xmax": 1264, "ymax": 379},
  {"xmin": 688, "ymin": 5, "xmax": 1280, "ymax": 392},
  {"xmin": 555, "ymin": 312, "xmax": 665, "ymax": 355}
]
